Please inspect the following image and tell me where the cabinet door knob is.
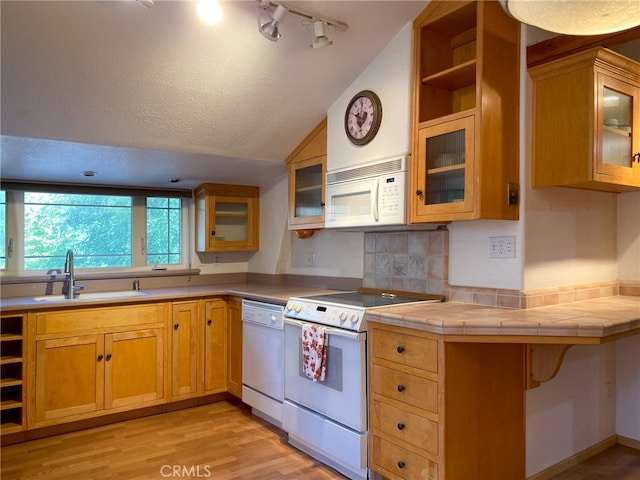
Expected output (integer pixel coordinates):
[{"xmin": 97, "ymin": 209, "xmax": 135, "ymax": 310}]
[
  {"xmin": 97, "ymin": 354, "xmax": 104, "ymax": 362},
  {"xmin": 397, "ymin": 423, "xmax": 405, "ymax": 430},
  {"xmin": 416, "ymin": 189, "xmax": 423, "ymax": 196},
  {"xmin": 633, "ymin": 152, "xmax": 640, "ymax": 163},
  {"xmin": 397, "ymin": 461, "xmax": 405, "ymax": 469},
  {"xmin": 211, "ymin": 230, "xmax": 216, "ymax": 236},
  {"xmin": 106, "ymin": 353, "xmax": 112, "ymax": 362},
  {"xmin": 174, "ymin": 323, "xmax": 179, "ymax": 330},
  {"xmin": 397, "ymin": 346, "xmax": 405, "ymax": 353},
  {"xmin": 397, "ymin": 384, "xmax": 405, "ymax": 392},
  {"xmin": 207, "ymin": 319, "xmax": 212, "ymax": 326}
]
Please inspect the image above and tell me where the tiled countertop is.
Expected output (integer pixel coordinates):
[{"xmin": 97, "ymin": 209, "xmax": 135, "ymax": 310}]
[
  {"xmin": 3, "ymin": 286, "xmax": 638, "ymax": 343},
  {"xmin": 364, "ymin": 296, "xmax": 640, "ymax": 343},
  {"xmin": 0, "ymin": 283, "xmax": 344, "ymax": 312}
]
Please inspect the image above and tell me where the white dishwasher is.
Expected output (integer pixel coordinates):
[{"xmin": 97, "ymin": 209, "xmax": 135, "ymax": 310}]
[{"xmin": 241, "ymin": 299, "xmax": 285, "ymax": 428}]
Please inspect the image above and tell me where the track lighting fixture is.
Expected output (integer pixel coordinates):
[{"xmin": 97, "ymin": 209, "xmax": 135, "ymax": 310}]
[
  {"xmin": 499, "ymin": 0, "xmax": 640, "ymax": 36},
  {"xmin": 259, "ymin": 3, "xmax": 288, "ymax": 41},
  {"xmin": 256, "ymin": 0, "xmax": 347, "ymax": 47},
  {"xmin": 311, "ymin": 20, "xmax": 333, "ymax": 49}
]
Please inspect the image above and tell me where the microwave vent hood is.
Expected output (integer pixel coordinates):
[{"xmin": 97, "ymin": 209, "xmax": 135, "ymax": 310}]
[{"xmin": 326, "ymin": 155, "xmax": 407, "ymax": 185}]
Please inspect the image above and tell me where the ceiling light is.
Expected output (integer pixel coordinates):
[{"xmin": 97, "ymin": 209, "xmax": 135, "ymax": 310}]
[
  {"xmin": 259, "ymin": 3, "xmax": 288, "ymax": 41},
  {"xmin": 81, "ymin": 171, "xmax": 97, "ymax": 177},
  {"xmin": 256, "ymin": 1, "xmax": 347, "ymax": 47},
  {"xmin": 169, "ymin": 177, "xmax": 182, "ymax": 183},
  {"xmin": 499, "ymin": 0, "xmax": 640, "ymax": 36},
  {"xmin": 198, "ymin": 0, "xmax": 223, "ymax": 26},
  {"xmin": 135, "ymin": 0, "xmax": 154, "ymax": 9},
  {"xmin": 311, "ymin": 20, "xmax": 333, "ymax": 49}
]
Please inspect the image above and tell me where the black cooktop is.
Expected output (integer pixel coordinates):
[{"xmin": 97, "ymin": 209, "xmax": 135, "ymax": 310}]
[{"xmin": 302, "ymin": 291, "xmax": 443, "ymax": 309}]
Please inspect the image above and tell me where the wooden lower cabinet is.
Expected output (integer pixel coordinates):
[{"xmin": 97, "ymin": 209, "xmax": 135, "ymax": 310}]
[
  {"xmin": 226, "ymin": 297, "xmax": 242, "ymax": 398},
  {"xmin": 368, "ymin": 322, "xmax": 525, "ymax": 480},
  {"xmin": 203, "ymin": 299, "xmax": 228, "ymax": 393},
  {"xmin": 171, "ymin": 301, "xmax": 200, "ymax": 399},
  {"xmin": 29, "ymin": 304, "xmax": 166, "ymax": 429}
]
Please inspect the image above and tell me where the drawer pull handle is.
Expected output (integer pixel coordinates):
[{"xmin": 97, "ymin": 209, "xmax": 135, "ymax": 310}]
[
  {"xmin": 174, "ymin": 323, "xmax": 179, "ymax": 330},
  {"xmin": 397, "ymin": 461, "xmax": 405, "ymax": 469},
  {"xmin": 396, "ymin": 346, "xmax": 405, "ymax": 353},
  {"xmin": 207, "ymin": 319, "xmax": 212, "ymax": 326},
  {"xmin": 397, "ymin": 384, "xmax": 405, "ymax": 392},
  {"xmin": 106, "ymin": 353, "xmax": 112, "ymax": 362},
  {"xmin": 97, "ymin": 354, "xmax": 104, "ymax": 362},
  {"xmin": 397, "ymin": 423, "xmax": 405, "ymax": 430}
]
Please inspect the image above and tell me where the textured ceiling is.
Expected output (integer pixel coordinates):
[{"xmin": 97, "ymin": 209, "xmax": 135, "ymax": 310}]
[{"xmin": 0, "ymin": 0, "xmax": 428, "ymax": 190}]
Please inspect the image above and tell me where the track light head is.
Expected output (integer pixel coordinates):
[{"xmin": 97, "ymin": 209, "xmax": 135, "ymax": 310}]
[
  {"xmin": 311, "ymin": 20, "xmax": 333, "ymax": 49},
  {"xmin": 259, "ymin": 3, "xmax": 288, "ymax": 41}
]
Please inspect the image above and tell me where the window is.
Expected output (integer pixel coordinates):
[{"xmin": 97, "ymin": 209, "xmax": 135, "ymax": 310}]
[
  {"xmin": 24, "ymin": 193, "xmax": 132, "ymax": 270},
  {"xmin": 0, "ymin": 191, "xmax": 6, "ymax": 270},
  {"xmin": 147, "ymin": 197, "xmax": 181, "ymax": 265},
  {"xmin": 1, "ymin": 191, "xmax": 184, "ymax": 272}
]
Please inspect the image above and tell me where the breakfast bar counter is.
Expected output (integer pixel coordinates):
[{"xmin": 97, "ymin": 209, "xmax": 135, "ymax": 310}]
[{"xmin": 364, "ymin": 295, "xmax": 640, "ymax": 343}]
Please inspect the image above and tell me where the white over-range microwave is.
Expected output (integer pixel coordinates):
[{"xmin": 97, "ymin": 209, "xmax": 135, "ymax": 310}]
[{"xmin": 325, "ymin": 155, "xmax": 408, "ymax": 229}]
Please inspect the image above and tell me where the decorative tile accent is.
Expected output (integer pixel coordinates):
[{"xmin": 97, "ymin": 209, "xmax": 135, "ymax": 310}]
[
  {"xmin": 363, "ymin": 230, "xmax": 448, "ymax": 293},
  {"xmin": 363, "ymin": 231, "xmax": 637, "ymax": 309}
]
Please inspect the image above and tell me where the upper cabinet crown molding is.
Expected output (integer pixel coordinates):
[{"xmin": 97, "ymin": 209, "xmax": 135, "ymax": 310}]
[{"xmin": 527, "ymin": 26, "xmax": 640, "ymax": 69}]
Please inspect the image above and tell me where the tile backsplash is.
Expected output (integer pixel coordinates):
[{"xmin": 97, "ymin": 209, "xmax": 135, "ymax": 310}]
[{"xmin": 363, "ymin": 230, "xmax": 448, "ymax": 295}]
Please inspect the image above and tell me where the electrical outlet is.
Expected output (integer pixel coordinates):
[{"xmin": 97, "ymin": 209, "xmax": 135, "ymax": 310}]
[
  {"xmin": 306, "ymin": 252, "xmax": 316, "ymax": 266},
  {"xmin": 489, "ymin": 236, "xmax": 516, "ymax": 258}
]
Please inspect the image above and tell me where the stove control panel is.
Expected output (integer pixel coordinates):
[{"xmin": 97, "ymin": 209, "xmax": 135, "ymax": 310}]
[{"xmin": 284, "ymin": 299, "xmax": 364, "ymax": 331}]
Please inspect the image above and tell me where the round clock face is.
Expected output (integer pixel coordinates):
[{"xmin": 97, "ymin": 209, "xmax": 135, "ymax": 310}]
[{"xmin": 344, "ymin": 90, "xmax": 382, "ymax": 146}]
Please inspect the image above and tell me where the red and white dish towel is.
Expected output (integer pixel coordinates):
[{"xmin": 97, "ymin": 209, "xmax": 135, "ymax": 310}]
[{"xmin": 302, "ymin": 323, "xmax": 328, "ymax": 382}]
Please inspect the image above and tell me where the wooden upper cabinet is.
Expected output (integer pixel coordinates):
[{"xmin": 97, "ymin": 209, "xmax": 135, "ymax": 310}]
[
  {"xmin": 410, "ymin": 0, "xmax": 520, "ymax": 223},
  {"xmin": 285, "ymin": 118, "xmax": 327, "ymax": 231},
  {"xmin": 194, "ymin": 183, "xmax": 260, "ymax": 252},
  {"xmin": 530, "ymin": 47, "xmax": 640, "ymax": 192}
]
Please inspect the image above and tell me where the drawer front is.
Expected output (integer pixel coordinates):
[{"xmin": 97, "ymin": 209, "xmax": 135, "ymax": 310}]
[
  {"xmin": 371, "ymin": 435, "xmax": 438, "ymax": 480},
  {"xmin": 36, "ymin": 304, "xmax": 165, "ymax": 335},
  {"xmin": 371, "ymin": 327, "xmax": 438, "ymax": 373},
  {"xmin": 372, "ymin": 364, "xmax": 438, "ymax": 413},
  {"xmin": 371, "ymin": 399, "xmax": 438, "ymax": 455}
]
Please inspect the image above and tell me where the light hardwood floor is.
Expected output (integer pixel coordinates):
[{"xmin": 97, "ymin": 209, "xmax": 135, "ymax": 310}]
[
  {"xmin": 2, "ymin": 400, "xmax": 639, "ymax": 479},
  {"xmin": 1, "ymin": 401, "xmax": 346, "ymax": 480}
]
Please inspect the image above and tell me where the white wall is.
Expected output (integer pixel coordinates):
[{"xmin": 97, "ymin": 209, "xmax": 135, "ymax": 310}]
[
  {"xmin": 326, "ymin": 23, "xmax": 413, "ymax": 171},
  {"xmin": 618, "ymin": 192, "xmax": 640, "ymax": 281},
  {"xmin": 526, "ymin": 344, "xmax": 617, "ymax": 477},
  {"xmin": 616, "ymin": 335, "xmax": 640, "ymax": 440}
]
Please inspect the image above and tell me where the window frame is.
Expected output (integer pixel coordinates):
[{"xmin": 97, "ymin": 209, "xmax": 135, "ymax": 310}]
[{"xmin": 1, "ymin": 190, "xmax": 190, "ymax": 275}]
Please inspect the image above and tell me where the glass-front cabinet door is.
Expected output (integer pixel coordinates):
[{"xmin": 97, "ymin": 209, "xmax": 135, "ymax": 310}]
[
  {"xmin": 208, "ymin": 196, "xmax": 256, "ymax": 250},
  {"xmin": 288, "ymin": 155, "xmax": 325, "ymax": 230},
  {"xmin": 597, "ymin": 73, "xmax": 640, "ymax": 184},
  {"xmin": 412, "ymin": 115, "xmax": 475, "ymax": 222}
]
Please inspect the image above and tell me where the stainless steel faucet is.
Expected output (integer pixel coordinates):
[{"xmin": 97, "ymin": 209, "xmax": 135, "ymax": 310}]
[{"xmin": 63, "ymin": 249, "xmax": 84, "ymax": 299}]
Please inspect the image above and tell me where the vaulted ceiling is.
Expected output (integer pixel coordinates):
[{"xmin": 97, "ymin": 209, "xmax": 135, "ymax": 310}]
[{"xmin": 1, "ymin": 1, "xmax": 428, "ymax": 190}]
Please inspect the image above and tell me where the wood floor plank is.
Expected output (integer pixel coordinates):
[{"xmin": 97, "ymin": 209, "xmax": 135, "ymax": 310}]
[
  {"xmin": 1, "ymin": 401, "xmax": 346, "ymax": 480},
  {"xmin": 3, "ymin": 400, "xmax": 639, "ymax": 479}
]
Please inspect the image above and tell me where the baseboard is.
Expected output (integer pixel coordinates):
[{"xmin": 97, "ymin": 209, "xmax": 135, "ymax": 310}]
[
  {"xmin": 618, "ymin": 435, "xmax": 640, "ymax": 450},
  {"xmin": 527, "ymin": 435, "xmax": 619, "ymax": 480}
]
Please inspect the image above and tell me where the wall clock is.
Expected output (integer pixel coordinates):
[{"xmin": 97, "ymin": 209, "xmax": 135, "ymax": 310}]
[{"xmin": 344, "ymin": 90, "xmax": 382, "ymax": 146}]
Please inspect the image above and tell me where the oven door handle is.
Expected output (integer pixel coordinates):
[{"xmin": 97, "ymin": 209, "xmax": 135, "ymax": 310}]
[{"xmin": 284, "ymin": 318, "xmax": 366, "ymax": 341}]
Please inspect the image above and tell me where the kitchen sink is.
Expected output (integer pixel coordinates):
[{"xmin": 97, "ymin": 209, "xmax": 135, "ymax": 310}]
[{"xmin": 34, "ymin": 290, "xmax": 151, "ymax": 302}]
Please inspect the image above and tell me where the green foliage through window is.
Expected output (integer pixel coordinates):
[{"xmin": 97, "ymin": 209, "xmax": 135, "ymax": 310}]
[
  {"xmin": 147, "ymin": 197, "xmax": 181, "ymax": 265},
  {"xmin": 16, "ymin": 193, "xmax": 183, "ymax": 271},
  {"xmin": 0, "ymin": 192, "xmax": 6, "ymax": 270},
  {"xmin": 24, "ymin": 193, "xmax": 132, "ymax": 270}
]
